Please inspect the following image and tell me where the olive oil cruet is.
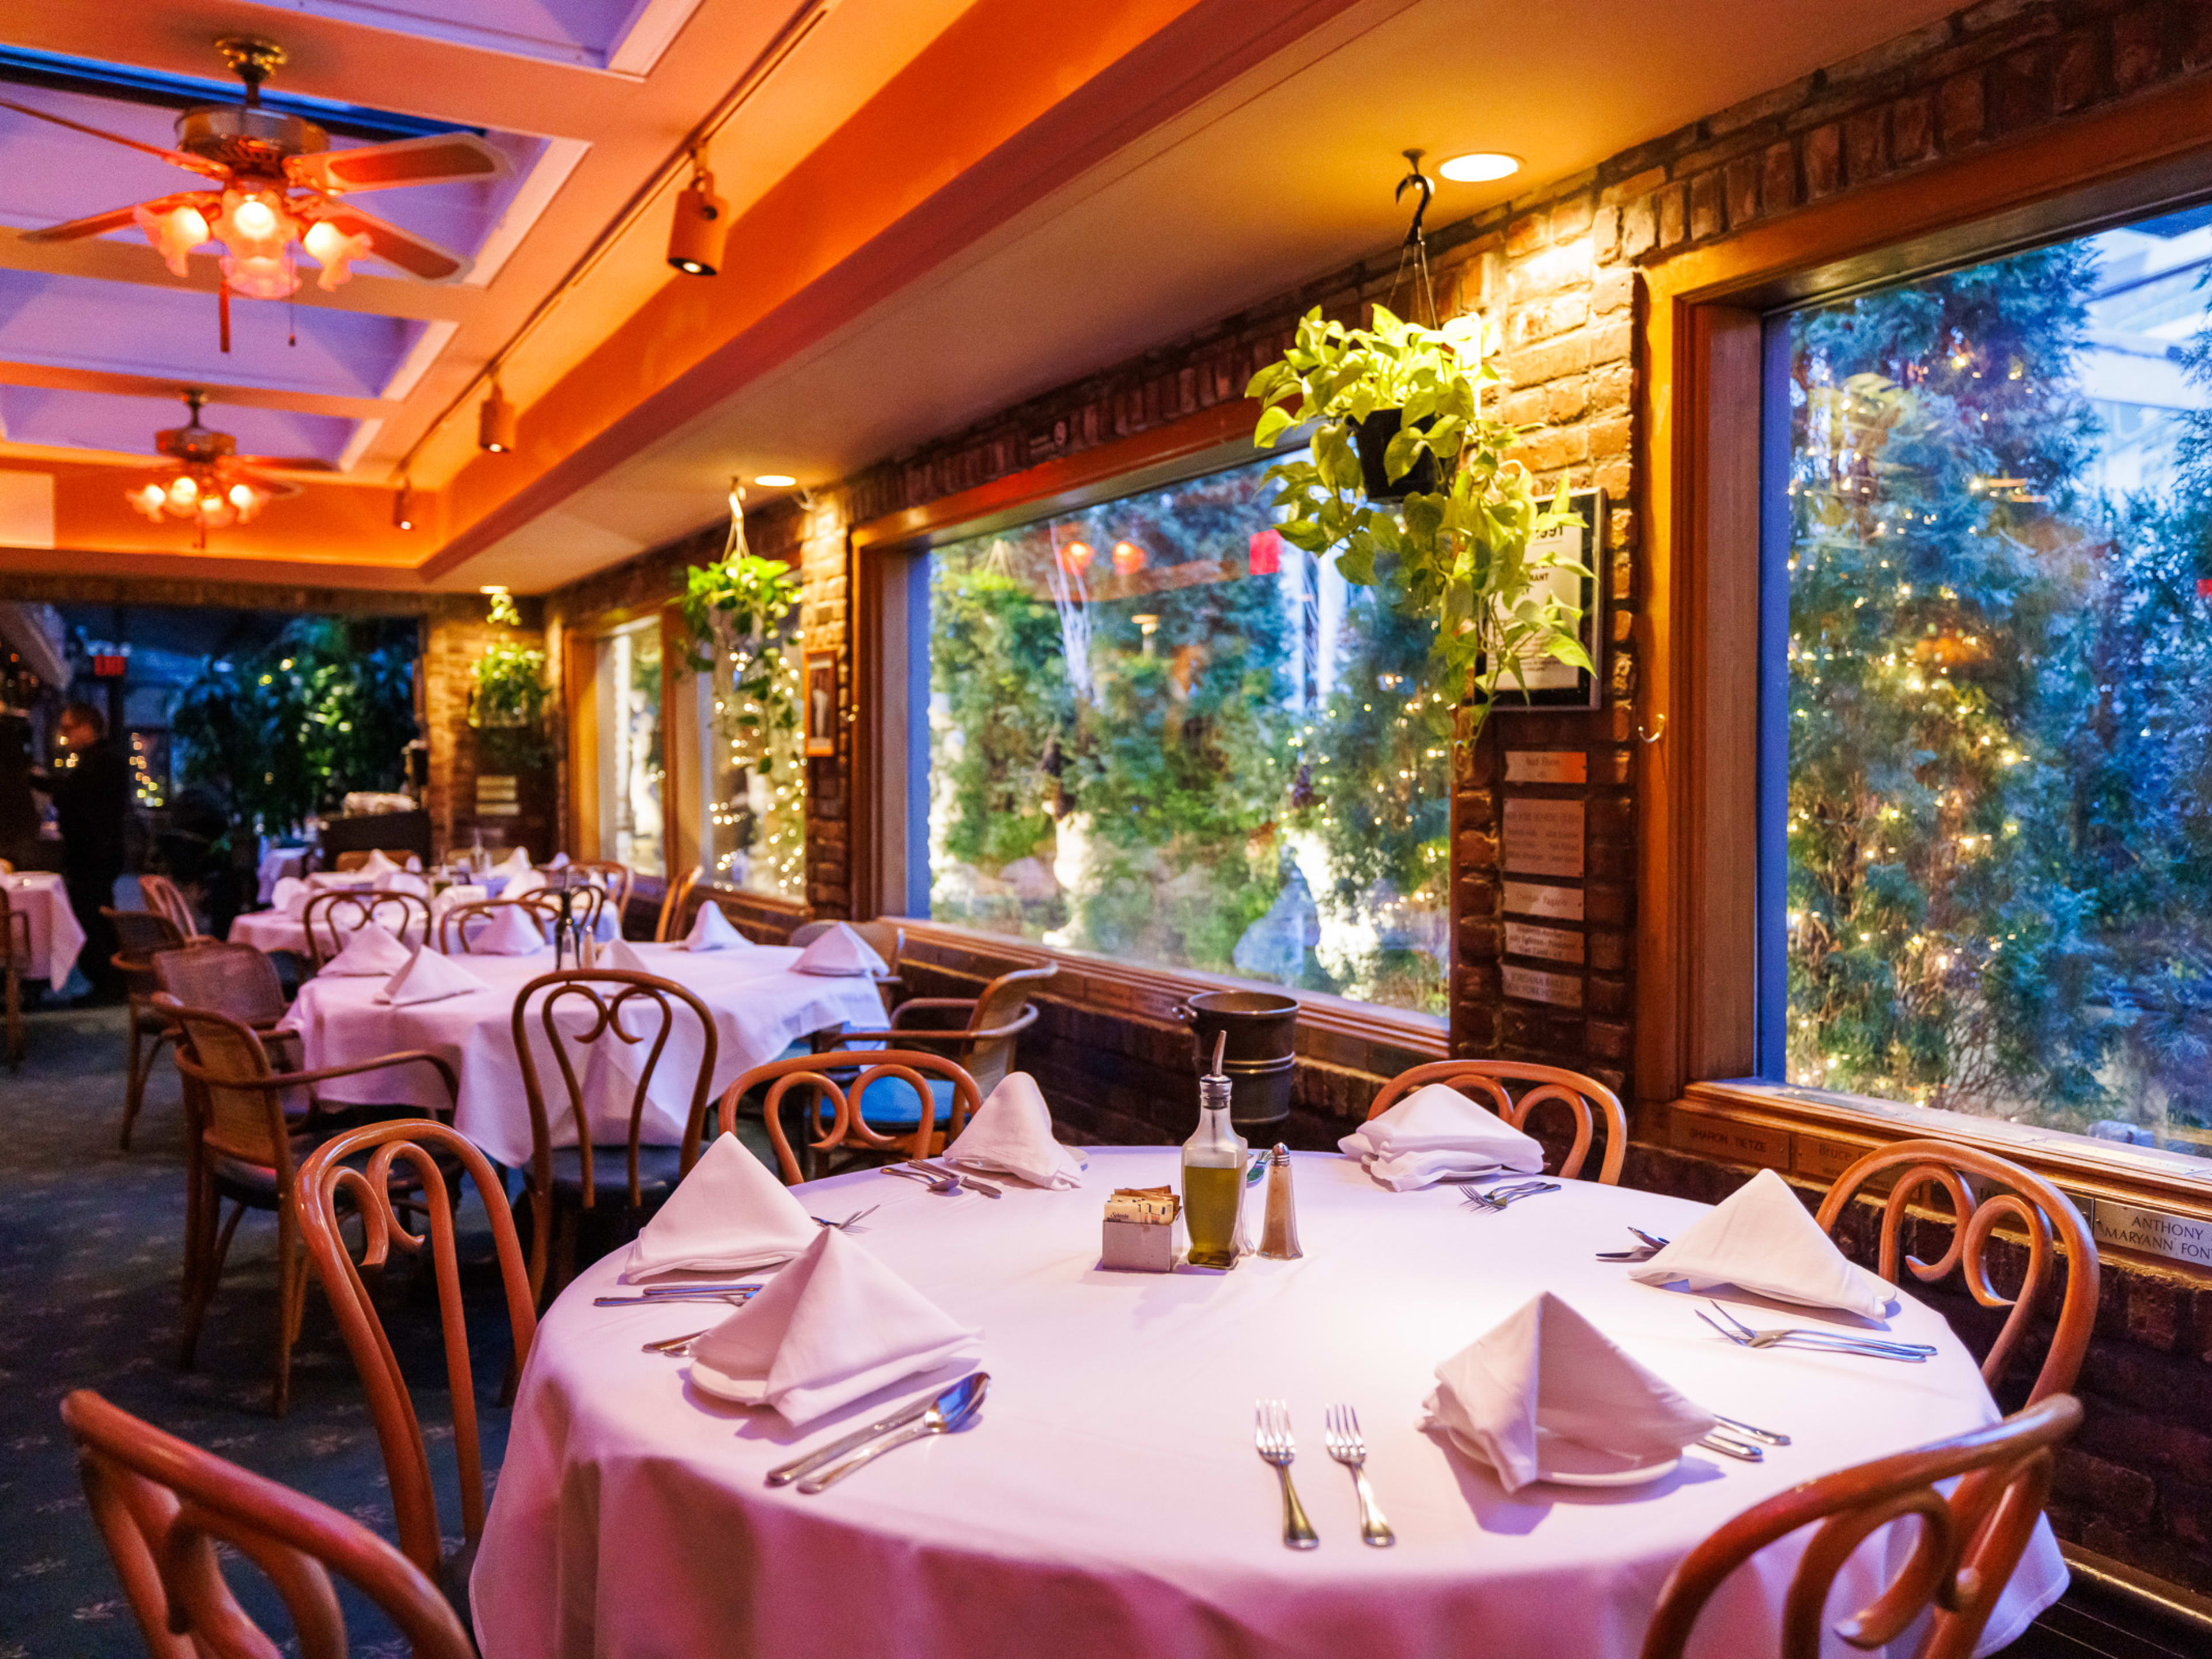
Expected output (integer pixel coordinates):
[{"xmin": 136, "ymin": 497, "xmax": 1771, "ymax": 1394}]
[{"xmin": 1180, "ymin": 1032, "xmax": 1248, "ymax": 1268}]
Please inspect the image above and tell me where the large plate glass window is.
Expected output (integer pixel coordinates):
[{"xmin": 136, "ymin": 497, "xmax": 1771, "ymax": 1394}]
[
  {"xmin": 1774, "ymin": 203, "xmax": 2212, "ymax": 1155},
  {"xmin": 595, "ymin": 618, "xmax": 665, "ymax": 877},
  {"xmin": 925, "ymin": 451, "xmax": 1452, "ymax": 1016}
]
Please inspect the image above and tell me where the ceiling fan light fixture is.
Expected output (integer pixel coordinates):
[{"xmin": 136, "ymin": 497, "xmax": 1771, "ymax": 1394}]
[
  {"xmin": 479, "ymin": 382, "xmax": 517, "ymax": 453},
  {"xmin": 1438, "ymin": 151, "xmax": 1521, "ymax": 183},
  {"xmin": 668, "ymin": 160, "xmax": 726, "ymax": 276},
  {"xmin": 302, "ymin": 218, "xmax": 372, "ymax": 291}
]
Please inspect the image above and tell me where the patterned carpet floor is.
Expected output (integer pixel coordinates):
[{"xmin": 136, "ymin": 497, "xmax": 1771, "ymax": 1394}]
[{"xmin": 0, "ymin": 1002, "xmax": 517, "ymax": 1657}]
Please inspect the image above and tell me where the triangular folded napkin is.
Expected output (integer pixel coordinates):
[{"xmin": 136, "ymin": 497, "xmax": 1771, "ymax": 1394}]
[
  {"xmin": 625, "ymin": 1133, "xmax": 820, "ymax": 1281},
  {"xmin": 373, "ymin": 870, "xmax": 430, "ymax": 896},
  {"xmin": 684, "ymin": 902, "xmax": 749, "ymax": 952},
  {"xmin": 469, "ymin": 903, "xmax": 549, "ymax": 956},
  {"xmin": 503, "ymin": 868, "xmax": 547, "ymax": 900},
  {"xmin": 1628, "ymin": 1168, "xmax": 1896, "ymax": 1319},
  {"xmin": 493, "ymin": 846, "xmax": 534, "ymax": 880},
  {"xmin": 272, "ymin": 876, "xmax": 309, "ymax": 916},
  {"xmin": 794, "ymin": 922, "xmax": 887, "ymax": 976},
  {"xmin": 688, "ymin": 1226, "xmax": 982, "ymax": 1428},
  {"xmin": 1338, "ymin": 1082, "xmax": 1545, "ymax": 1191},
  {"xmin": 358, "ymin": 849, "xmax": 399, "ymax": 876},
  {"xmin": 944, "ymin": 1073, "xmax": 1086, "ymax": 1188},
  {"xmin": 600, "ymin": 935, "xmax": 653, "ymax": 974},
  {"xmin": 376, "ymin": 945, "xmax": 490, "ymax": 1007},
  {"xmin": 433, "ymin": 883, "xmax": 487, "ymax": 915},
  {"xmin": 548, "ymin": 851, "xmax": 571, "ymax": 869},
  {"xmin": 320, "ymin": 923, "xmax": 415, "ymax": 978},
  {"xmin": 1423, "ymin": 1292, "xmax": 1715, "ymax": 1493}
]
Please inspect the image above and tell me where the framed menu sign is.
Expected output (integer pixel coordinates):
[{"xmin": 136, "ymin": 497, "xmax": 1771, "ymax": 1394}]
[{"xmin": 1489, "ymin": 486, "xmax": 1605, "ymax": 713}]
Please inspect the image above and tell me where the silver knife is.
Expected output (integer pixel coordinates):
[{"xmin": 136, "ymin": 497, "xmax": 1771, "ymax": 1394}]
[
  {"xmin": 914, "ymin": 1159, "xmax": 1002, "ymax": 1198},
  {"xmin": 765, "ymin": 1391, "xmax": 941, "ymax": 1487}
]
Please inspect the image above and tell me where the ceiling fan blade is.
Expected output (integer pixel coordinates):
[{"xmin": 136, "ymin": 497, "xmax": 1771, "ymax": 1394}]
[
  {"xmin": 17, "ymin": 191, "xmax": 207, "ymax": 245},
  {"xmin": 310, "ymin": 203, "xmax": 469, "ymax": 281},
  {"xmin": 235, "ymin": 468, "xmax": 306, "ymax": 499},
  {"xmin": 287, "ymin": 132, "xmax": 506, "ymax": 195},
  {"xmin": 238, "ymin": 456, "xmax": 339, "ymax": 474},
  {"xmin": 0, "ymin": 98, "xmax": 228, "ymax": 179}
]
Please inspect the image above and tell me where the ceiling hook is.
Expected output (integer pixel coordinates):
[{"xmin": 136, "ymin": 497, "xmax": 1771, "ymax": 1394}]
[
  {"xmin": 1395, "ymin": 148, "xmax": 1433, "ymax": 249},
  {"xmin": 1635, "ymin": 711, "xmax": 1668, "ymax": 745}
]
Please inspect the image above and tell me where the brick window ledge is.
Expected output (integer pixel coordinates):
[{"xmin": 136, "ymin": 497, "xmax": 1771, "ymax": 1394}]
[{"xmin": 1665, "ymin": 1079, "xmax": 2212, "ymax": 1274}]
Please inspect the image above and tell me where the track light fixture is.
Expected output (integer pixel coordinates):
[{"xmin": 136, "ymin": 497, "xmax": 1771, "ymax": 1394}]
[
  {"xmin": 667, "ymin": 151, "xmax": 727, "ymax": 276},
  {"xmin": 393, "ymin": 481, "xmax": 415, "ymax": 531},
  {"xmin": 478, "ymin": 380, "xmax": 517, "ymax": 453}
]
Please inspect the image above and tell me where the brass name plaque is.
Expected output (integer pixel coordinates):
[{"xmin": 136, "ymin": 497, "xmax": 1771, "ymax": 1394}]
[
  {"xmin": 1502, "ymin": 798, "xmax": 1585, "ymax": 878},
  {"xmin": 1501, "ymin": 964, "xmax": 1583, "ymax": 1007},
  {"xmin": 1505, "ymin": 750, "xmax": 1588, "ymax": 785},
  {"xmin": 1669, "ymin": 1107, "xmax": 1792, "ymax": 1171},
  {"xmin": 1504, "ymin": 922, "xmax": 1585, "ymax": 965},
  {"xmin": 2091, "ymin": 1200, "xmax": 2212, "ymax": 1268},
  {"xmin": 1503, "ymin": 881, "xmax": 1584, "ymax": 921}
]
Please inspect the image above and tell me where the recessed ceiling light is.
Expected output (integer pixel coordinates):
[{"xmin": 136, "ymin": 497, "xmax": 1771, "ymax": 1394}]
[
  {"xmin": 754, "ymin": 474, "xmax": 797, "ymax": 487},
  {"xmin": 1439, "ymin": 152, "xmax": 1521, "ymax": 183}
]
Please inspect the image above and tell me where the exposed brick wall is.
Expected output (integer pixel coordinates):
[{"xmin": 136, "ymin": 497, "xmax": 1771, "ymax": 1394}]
[{"xmin": 420, "ymin": 607, "xmax": 552, "ymax": 861}]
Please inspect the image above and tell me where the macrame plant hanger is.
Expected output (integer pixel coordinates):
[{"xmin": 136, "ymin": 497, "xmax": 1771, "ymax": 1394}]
[{"xmin": 1387, "ymin": 149, "xmax": 1441, "ymax": 329}]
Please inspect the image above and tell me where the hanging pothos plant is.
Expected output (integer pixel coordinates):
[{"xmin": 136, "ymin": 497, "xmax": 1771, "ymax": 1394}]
[
  {"xmin": 677, "ymin": 550, "xmax": 803, "ymax": 772},
  {"xmin": 468, "ymin": 593, "xmax": 550, "ymax": 770},
  {"xmin": 1248, "ymin": 304, "xmax": 1592, "ymax": 736}
]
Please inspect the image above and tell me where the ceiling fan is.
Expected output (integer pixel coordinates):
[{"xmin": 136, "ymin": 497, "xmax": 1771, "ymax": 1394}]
[
  {"xmin": 1, "ymin": 36, "xmax": 505, "ymax": 346},
  {"xmin": 126, "ymin": 389, "xmax": 327, "ymax": 547}
]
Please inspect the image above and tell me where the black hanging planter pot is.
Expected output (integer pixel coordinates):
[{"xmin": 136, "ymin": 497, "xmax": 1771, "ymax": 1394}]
[{"xmin": 1350, "ymin": 409, "xmax": 1439, "ymax": 500}]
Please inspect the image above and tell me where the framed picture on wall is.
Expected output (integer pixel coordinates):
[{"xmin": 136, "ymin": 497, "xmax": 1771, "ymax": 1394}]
[
  {"xmin": 1488, "ymin": 486, "xmax": 1607, "ymax": 713},
  {"xmin": 804, "ymin": 649, "xmax": 838, "ymax": 756}
]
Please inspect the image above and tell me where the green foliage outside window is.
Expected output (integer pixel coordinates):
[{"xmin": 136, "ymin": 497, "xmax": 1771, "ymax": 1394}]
[
  {"xmin": 171, "ymin": 617, "xmax": 419, "ymax": 838},
  {"xmin": 469, "ymin": 638, "xmax": 550, "ymax": 770}
]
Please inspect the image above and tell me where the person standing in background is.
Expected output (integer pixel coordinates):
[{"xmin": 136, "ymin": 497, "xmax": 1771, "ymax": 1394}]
[{"xmin": 40, "ymin": 702, "xmax": 131, "ymax": 1002}]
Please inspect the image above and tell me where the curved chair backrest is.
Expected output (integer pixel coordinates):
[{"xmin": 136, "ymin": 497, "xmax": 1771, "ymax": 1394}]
[
  {"xmin": 533, "ymin": 877, "xmax": 609, "ymax": 938},
  {"xmin": 298, "ymin": 1120, "xmax": 537, "ymax": 1584},
  {"xmin": 153, "ymin": 993, "xmax": 296, "ymax": 1174},
  {"xmin": 567, "ymin": 860, "xmax": 634, "ymax": 925},
  {"xmin": 1816, "ymin": 1139, "xmax": 2099, "ymax": 1403},
  {"xmin": 1366, "ymin": 1059, "xmax": 1627, "ymax": 1184},
  {"xmin": 138, "ymin": 873, "xmax": 199, "ymax": 940},
  {"xmin": 107, "ymin": 906, "xmax": 188, "ymax": 971},
  {"xmin": 514, "ymin": 967, "xmax": 718, "ymax": 1209},
  {"xmin": 303, "ymin": 889, "xmax": 433, "ymax": 968},
  {"xmin": 654, "ymin": 866, "xmax": 703, "ymax": 942},
  {"xmin": 709, "ymin": 1048, "xmax": 985, "ymax": 1183},
  {"xmin": 438, "ymin": 895, "xmax": 557, "ymax": 955},
  {"xmin": 63, "ymin": 1387, "xmax": 474, "ymax": 1659},
  {"xmin": 1641, "ymin": 1393, "xmax": 2081, "ymax": 1659},
  {"xmin": 153, "ymin": 940, "xmax": 289, "ymax": 1028},
  {"xmin": 962, "ymin": 964, "xmax": 1051, "ymax": 1096}
]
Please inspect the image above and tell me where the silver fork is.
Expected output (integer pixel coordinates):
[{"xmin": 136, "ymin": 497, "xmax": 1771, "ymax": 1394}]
[
  {"xmin": 1460, "ymin": 1180, "xmax": 1559, "ymax": 1213},
  {"xmin": 1699, "ymin": 1302, "xmax": 1934, "ymax": 1360},
  {"xmin": 812, "ymin": 1205, "xmax": 879, "ymax": 1229},
  {"xmin": 1322, "ymin": 1404, "xmax": 1394, "ymax": 1547},
  {"xmin": 1253, "ymin": 1400, "xmax": 1319, "ymax": 1550}
]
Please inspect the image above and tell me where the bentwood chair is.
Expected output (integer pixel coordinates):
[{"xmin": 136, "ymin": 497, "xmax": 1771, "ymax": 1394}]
[
  {"xmin": 1641, "ymin": 1393, "xmax": 2082, "ymax": 1659},
  {"xmin": 107, "ymin": 908, "xmax": 192, "ymax": 1144},
  {"xmin": 1365, "ymin": 1059, "xmax": 1628, "ymax": 1184},
  {"xmin": 568, "ymin": 859, "xmax": 634, "ymax": 932},
  {"xmin": 791, "ymin": 918, "xmax": 907, "ymax": 1012},
  {"xmin": 62, "ymin": 1388, "xmax": 475, "ymax": 1659},
  {"xmin": 820, "ymin": 961, "xmax": 1050, "ymax": 1097},
  {"xmin": 0, "ymin": 880, "xmax": 27, "ymax": 1069},
  {"xmin": 1816, "ymin": 1139, "xmax": 2100, "ymax": 1403},
  {"xmin": 513, "ymin": 969, "xmax": 719, "ymax": 1302},
  {"xmin": 299, "ymin": 1120, "xmax": 537, "ymax": 1622},
  {"xmin": 302, "ymin": 888, "xmax": 433, "ymax": 969},
  {"xmin": 438, "ymin": 894, "xmax": 558, "ymax": 955},
  {"xmin": 138, "ymin": 872, "xmax": 202, "ymax": 940},
  {"xmin": 700, "ymin": 1048, "xmax": 986, "ymax": 1184},
  {"xmin": 155, "ymin": 993, "xmax": 456, "ymax": 1414},
  {"xmin": 654, "ymin": 865, "xmax": 703, "ymax": 942},
  {"xmin": 132, "ymin": 941, "xmax": 296, "ymax": 1152}
]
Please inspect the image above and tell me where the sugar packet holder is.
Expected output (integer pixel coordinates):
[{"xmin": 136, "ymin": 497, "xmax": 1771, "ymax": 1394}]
[{"xmin": 1101, "ymin": 1185, "xmax": 1179, "ymax": 1271}]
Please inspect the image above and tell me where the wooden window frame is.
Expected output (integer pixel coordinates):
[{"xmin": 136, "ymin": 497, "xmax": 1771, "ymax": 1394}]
[
  {"xmin": 559, "ymin": 601, "xmax": 686, "ymax": 877},
  {"xmin": 1639, "ymin": 71, "xmax": 2212, "ymax": 1233},
  {"xmin": 845, "ymin": 399, "xmax": 1449, "ymax": 1062}
]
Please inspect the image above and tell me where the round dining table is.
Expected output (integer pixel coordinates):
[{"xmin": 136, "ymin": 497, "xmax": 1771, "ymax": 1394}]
[
  {"xmin": 278, "ymin": 943, "xmax": 891, "ymax": 1165},
  {"xmin": 472, "ymin": 1147, "xmax": 2066, "ymax": 1659},
  {"xmin": 1, "ymin": 870, "xmax": 88, "ymax": 991}
]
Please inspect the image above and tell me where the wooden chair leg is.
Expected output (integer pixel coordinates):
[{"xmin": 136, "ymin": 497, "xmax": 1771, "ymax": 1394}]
[
  {"xmin": 271, "ymin": 1210, "xmax": 304, "ymax": 1417},
  {"xmin": 119, "ymin": 1007, "xmax": 149, "ymax": 1149},
  {"xmin": 180, "ymin": 1198, "xmax": 244, "ymax": 1372},
  {"xmin": 4, "ymin": 961, "xmax": 20, "ymax": 1071}
]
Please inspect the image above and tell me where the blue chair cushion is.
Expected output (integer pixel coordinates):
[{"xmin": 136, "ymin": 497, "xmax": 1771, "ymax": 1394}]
[{"xmin": 851, "ymin": 1074, "xmax": 957, "ymax": 1130}]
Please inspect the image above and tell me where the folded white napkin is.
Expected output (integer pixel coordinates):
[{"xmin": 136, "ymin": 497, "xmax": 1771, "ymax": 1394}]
[
  {"xmin": 272, "ymin": 876, "xmax": 309, "ymax": 916},
  {"xmin": 624, "ymin": 1134, "xmax": 819, "ymax": 1281},
  {"xmin": 504, "ymin": 868, "xmax": 547, "ymax": 900},
  {"xmin": 373, "ymin": 870, "xmax": 430, "ymax": 896},
  {"xmin": 376, "ymin": 945, "xmax": 490, "ymax": 1007},
  {"xmin": 1337, "ymin": 1082, "xmax": 1544, "ymax": 1191},
  {"xmin": 320, "ymin": 923, "xmax": 415, "ymax": 978},
  {"xmin": 469, "ymin": 903, "xmax": 549, "ymax": 956},
  {"xmin": 548, "ymin": 851, "xmax": 570, "ymax": 869},
  {"xmin": 600, "ymin": 935, "xmax": 653, "ymax": 974},
  {"xmin": 689, "ymin": 1226, "xmax": 982, "ymax": 1428},
  {"xmin": 1629, "ymin": 1168, "xmax": 1896, "ymax": 1318},
  {"xmin": 684, "ymin": 902, "xmax": 749, "ymax": 952},
  {"xmin": 494, "ymin": 847, "xmax": 534, "ymax": 880},
  {"xmin": 358, "ymin": 849, "xmax": 400, "ymax": 876},
  {"xmin": 794, "ymin": 922, "xmax": 887, "ymax": 976},
  {"xmin": 433, "ymin": 883, "xmax": 488, "ymax": 915},
  {"xmin": 943, "ymin": 1073, "xmax": 1086, "ymax": 1188},
  {"xmin": 1423, "ymin": 1292, "xmax": 1714, "ymax": 1493}
]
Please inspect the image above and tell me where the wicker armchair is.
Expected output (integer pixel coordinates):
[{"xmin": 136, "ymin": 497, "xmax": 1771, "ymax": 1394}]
[{"xmin": 105, "ymin": 907, "xmax": 192, "ymax": 1145}]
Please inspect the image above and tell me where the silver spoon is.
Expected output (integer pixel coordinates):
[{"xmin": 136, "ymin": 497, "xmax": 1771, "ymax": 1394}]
[
  {"xmin": 884, "ymin": 1164, "xmax": 960, "ymax": 1195},
  {"xmin": 795, "ymin": 1372, "xmax": 991, "ymax": 1493}
]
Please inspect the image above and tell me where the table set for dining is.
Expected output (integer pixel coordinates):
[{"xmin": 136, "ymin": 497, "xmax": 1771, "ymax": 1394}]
[
  {"xmin": 469, "ymin": 1086, "xmax": 2067, "ymax": 1659},
  {"xmin": 0, "ymin": 869, "xmax": 85, "ymax": 991}
]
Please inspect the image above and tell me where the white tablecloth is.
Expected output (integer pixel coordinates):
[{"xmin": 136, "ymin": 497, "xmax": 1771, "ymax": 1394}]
[
  {"xmin": 279, "ymin": 944, "xmax": 889, "ymax": 1165},
  {"xmin": 2, "ymin": 872, "xmax": 86, "ymax": 991},
  {"xmin": 227, "ymin": 899, "xmax": 611, "ymax": 961},
  {"xmin": 256, "ymin": 846, "xmax": 307, "ymax": 904},
  {"xmin": 474, "ymin": 1150, "xmax": 2066, "ymax": 1659}
]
